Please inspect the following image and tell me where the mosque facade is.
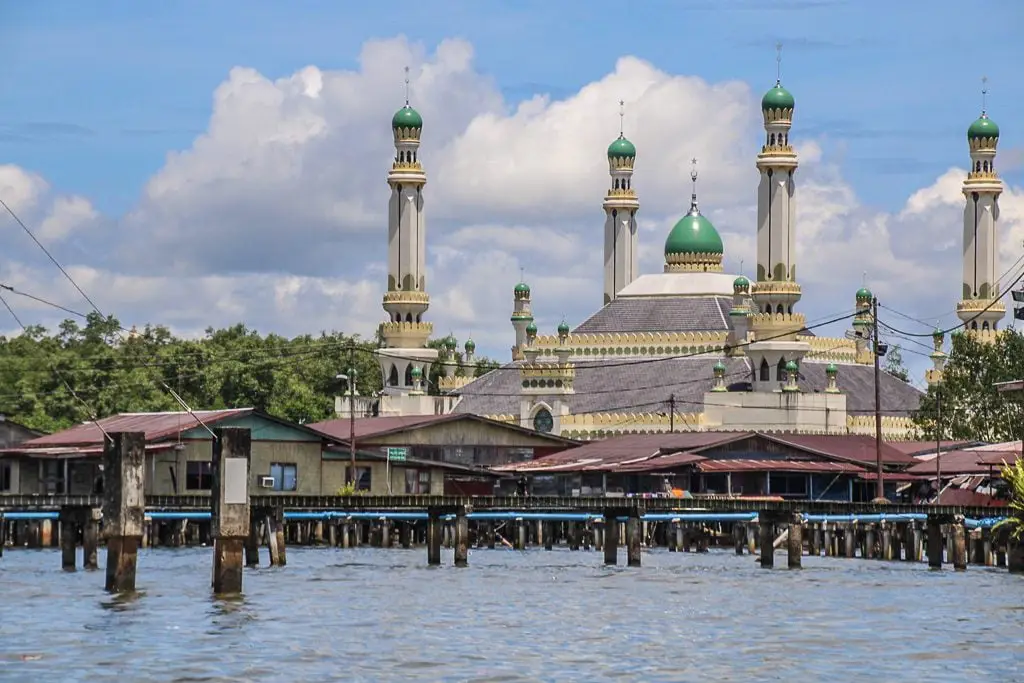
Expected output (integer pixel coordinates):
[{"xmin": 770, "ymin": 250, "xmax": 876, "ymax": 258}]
[{"xmin": 336, "ymin": 73, "xmax": 1006, "ymax": 441}]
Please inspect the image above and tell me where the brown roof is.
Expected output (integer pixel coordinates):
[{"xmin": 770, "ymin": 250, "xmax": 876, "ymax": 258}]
[
  {"xmin": 517, "ymin": 432, "xmax": 750, "ymax": 465},
  {"xmin": 907, "ymin": 449, "xmax": 1020, "ymax": 476},
  {"xmin": 606, "ymin": 452, "xmax": 708, "ymax": 473},
  {"xmin": 11, "ymin": 409, "xmax": 253, "ymax": 449},
  {"xmin": 696, "ymin": 459, "xmax": 866, "ymax": 474},
  {"xmin": 936, "ymin": 489, "xmax": 1008, "ymax": 508},
  {"xmin": 885, "ymin": 440, "xmax": 977, "ymax": 457},
  {"xmin": 763, "ymin": 433, "xmax": 917, "ymax": 466},
  {"xmin": 309, "ymin": 413, "xmax": 580, "ymax": 446}
]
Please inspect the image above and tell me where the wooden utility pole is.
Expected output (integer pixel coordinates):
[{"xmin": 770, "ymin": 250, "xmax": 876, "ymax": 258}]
[
  {"xmin": 872, "ymin": 296, "xmax": 884, "ymax": 500},
  {"xmin": 935, "ymin": 388, "xmax": 942, "ymax": 504},
  {"xmin": 348, "ymin": 346, "xmax": 357, "ymax": 486},
  {"xmin": 668, "ymin": 394, "xmax": 676, "ymax": 433}
]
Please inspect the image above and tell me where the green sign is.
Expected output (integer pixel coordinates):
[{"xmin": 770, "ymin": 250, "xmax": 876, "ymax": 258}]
[{"xmin": 387, "ymin": 447, "xmax": 408, "ymax": 462}]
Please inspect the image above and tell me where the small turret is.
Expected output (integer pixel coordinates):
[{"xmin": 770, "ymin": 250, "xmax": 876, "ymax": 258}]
[
  {"xmin": 711, "ymin": 360, "xmax": 728, "ymax": 392},
  {"xmin": 825, "ymin": 363, "xmax": 840, "ymax": 393},
  {"xmin": 782, "ymin": 360, "xmax": 800, "ymax": 393}
]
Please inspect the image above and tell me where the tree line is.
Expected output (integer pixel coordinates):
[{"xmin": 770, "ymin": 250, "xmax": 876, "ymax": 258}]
[{"xmin": 0, "ymin": 313, "xmax": 498, "ymax": 433}]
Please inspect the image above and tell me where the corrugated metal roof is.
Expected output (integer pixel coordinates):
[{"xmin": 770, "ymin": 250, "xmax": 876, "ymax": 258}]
[
  {"xmin": 764, "ymin": 433, "xmax": 916, "ymax": 465},
  {"xmin": 15, "ymin": 409, "xmax": 254, "ymax": 449},
  {"xmin": 613, "ymin": 452, "xmax": 708, "ymax": 473},
  {"xmin": 906, "ymin": 449, "xmax": 1020, "ymax": 476},
  {"xmin": 521, "ymin": 432, "xmax": 750, "ymax": 465},
  {"xmin": 696, "ymin": 459, "xmax": 865, "ymax": 473},
  {"xmin": 310, "ymin": 415, "xmax": 453, "ymax": 441},
  {"xmin": 886, "ymin": 440, "xmax": 977, "ymax": 457}
]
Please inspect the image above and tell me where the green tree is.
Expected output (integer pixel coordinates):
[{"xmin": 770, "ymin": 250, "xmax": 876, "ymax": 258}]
[
  {"xmin": 884, "ymin": 344, "xmax": 909, "ymax": 382},
  {"xmin": 914, "ymin": 330, "xmax": 1024, "ymax": 442},
  {"xmin": 994, "ymin": 458, "xmax": 1024, "ymax": 541}
]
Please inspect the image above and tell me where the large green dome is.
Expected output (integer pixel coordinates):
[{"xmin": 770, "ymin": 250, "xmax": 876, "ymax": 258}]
[
  {"xmin": 664, "ymin": 211, "xmax": 724, "ymax": 256},
  {"xmin": 968, "ymin": 115, "xmax": 999, "ymax": 140},
  {"xmin": 392, "ymin": 106, "xmax": 423, "ymax": 130},
  {"xmin": 607, "ymin": 136, "xmax": 636, "ymax": 159},
  {"xmin": 762, "ymin": 82, "xmax": 795, "ymax": 111}
]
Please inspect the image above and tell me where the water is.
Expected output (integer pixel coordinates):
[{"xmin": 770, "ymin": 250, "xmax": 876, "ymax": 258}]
[{"xmin": 1, "ymin": 547, "xmax": 1022, "ymax": 682}]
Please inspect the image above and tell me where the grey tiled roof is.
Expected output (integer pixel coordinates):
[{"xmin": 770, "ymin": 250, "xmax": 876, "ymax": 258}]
[
  {"xmin": 452, "ymin": 357, "xmax": 921, "ymax": 424},
  {"xmin": 573, "ymin": 296, "xmax": 733, "ymax": 334}
]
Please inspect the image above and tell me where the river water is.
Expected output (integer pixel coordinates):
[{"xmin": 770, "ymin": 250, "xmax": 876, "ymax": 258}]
[{"xmin": 0, "ymin": 546, "xmax": 1021, "ymax": 682}]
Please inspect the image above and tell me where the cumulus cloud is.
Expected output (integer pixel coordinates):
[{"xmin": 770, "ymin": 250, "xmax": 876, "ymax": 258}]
[{"xmin": 1, "ymin": 34, "xmax": 1022, "ymax": 383}]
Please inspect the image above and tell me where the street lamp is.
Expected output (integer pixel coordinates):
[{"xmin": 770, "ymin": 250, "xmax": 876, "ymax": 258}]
[{"xmin": 337, "ymin": 369, "xmax": 358, "ymax": 487}]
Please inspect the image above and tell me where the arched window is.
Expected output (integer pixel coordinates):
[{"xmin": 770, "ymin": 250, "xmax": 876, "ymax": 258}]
[
  {"xmin": 759, "ymin": 358, "xmax": 770, "ymax": 382},
  {"xmin": 777, "ymin": 358, "xmax": 788, "ymax": 382},
  {"xmin": 532, "ymin": 408, "xmax": 554, "ymax": 434},
  {"xmin": 404, "ymin": 365, "xmax": 414, "ymax": 386},
  {"xmin": 388, "ymin": 366, "xmax": 399, "ymax": 386}
]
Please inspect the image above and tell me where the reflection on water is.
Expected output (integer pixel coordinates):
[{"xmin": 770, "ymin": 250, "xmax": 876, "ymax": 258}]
[{"xmin": 0, "ymin": 546, "xmax": 1022, "ymax": 682}]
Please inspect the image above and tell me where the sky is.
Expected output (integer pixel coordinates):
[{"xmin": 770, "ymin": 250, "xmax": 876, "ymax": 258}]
[{"xmin": 1, "ymin": 0, "xmax": 1023, "ymax": 387}]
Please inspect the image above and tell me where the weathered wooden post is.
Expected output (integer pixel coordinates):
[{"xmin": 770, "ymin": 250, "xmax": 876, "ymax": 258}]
[
  {"xmin": 543, "ymin": 521, "xmax": 554, "ymax": 551},
  {"xmin": 626, "ymin": 515, "xmax": 641, "ymax": 567},
  {"xmin": 426, "ymin": 511, "xmax": 442, "ymax": 566},
  {"xmin": 453, "ymin": 507, "xmax": 469, "ymax": 567},
  {"xmin": 103, "ymin": 431, "xmax": 146, "ymax": 593},
  {"xmin": 603, "ymin": 512, "xmax": 618, "ymax": 566},
  {"xmin": 823, "ymin": 523, "xmax": 833, "ymax": 557},
  {"xmin": 244, "ymin": 512, "xmax": 261, "ymax": 567},
  {"xmin": 273, "ymin": 507, "xmax": 287, "ymax": 566},
  {"xmin": 60, "ymin": 506, "xmax": 78, "ymax": 571},
  {"xmin": 0, "ymin": 512, "xmax": 5, "ymax": 558},
  {"xmin": 400, "ymin": 521, "xmax": 412, "ymax": 549},
  {"xmin": 83, "ymin": 508, "xmax": 100, "ymax": 569},
  {"xmin": 787, "ymin": 514, "xmax": 802, "ymax": 570},
  {"xmin": 759, "ymin": 516, "xmax": 774, "ymax": 569},
  {"xmin": 1008, "ymin": 536, "xmax": 1024, "ymax": 574},
  {"xmin": 746, "ymin": 524, "xmax": 756, "ymax": 555},
  {"xmin": 734, "ymin": 524, "xmax": 744, "ymax": 555},
  {"xmin": 951, "ymin": 516, "xmax": 968, "ymax": 571},
  {"xmin": 264, "ymin": 512, "xmax": 281, "ymax": 565},
  {"xmin": 211, "ymin": 427, "xmax": 251, "ymax": 594},
  {"xmin": 926, "ymin": 516, "xmax": 943, "ymax": 569},
  {"xmin": 844, "ymin": 524, "xmax": 856, "ymax": 558}
]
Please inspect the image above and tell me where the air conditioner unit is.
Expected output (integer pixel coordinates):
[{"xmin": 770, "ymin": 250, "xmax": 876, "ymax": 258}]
[{"xmin": 259, "ymin": 476, "xmax": 275, "ymax": 489}]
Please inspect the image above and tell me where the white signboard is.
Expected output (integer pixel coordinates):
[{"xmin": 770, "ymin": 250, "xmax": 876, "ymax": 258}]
[{"xmin": 223, "ymin": 457, "xmax": 249, "ymax": 505}]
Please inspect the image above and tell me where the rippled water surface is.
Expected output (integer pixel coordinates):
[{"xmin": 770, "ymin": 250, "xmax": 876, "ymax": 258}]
[{"xmin": 1, "ymin": 546, "xmax": 1022, "ymax": 682}]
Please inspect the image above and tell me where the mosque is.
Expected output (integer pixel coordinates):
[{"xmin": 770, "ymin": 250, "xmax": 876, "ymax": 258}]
[{"xmin": 337, "ymin": 71, "xmax": 1006, "ymax": 441}]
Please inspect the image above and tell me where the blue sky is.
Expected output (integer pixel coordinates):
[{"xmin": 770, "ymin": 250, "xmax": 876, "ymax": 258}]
[
  {"xmin": 0, "ymin": 0, "xmax": 1023, "ymax": 384},
  {"xmin": 4, "ymin": 0, "xmax": 1021, "ymax": 215}
]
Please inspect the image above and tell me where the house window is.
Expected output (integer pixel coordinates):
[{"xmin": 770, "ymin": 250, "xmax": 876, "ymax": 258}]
[
  {"xmin": 0, "ymin": 462, "xmax": 11, "ymax": 492},
  {"xmin": 768, "ymin": 472, "xmax": 808, "ymax": 497},
  {"xmin": 405, "ymin": 469, "xmax": 432, "ymax": 494},
  {"xmin": 269, "ymin": 463, "xmax": 298, "ymax": 492},
  {"xmin": 186, "ymin": 461, "xmax": 213, "ymax": 490},
  {"xmin": 345, "ymin": 467, "xmax": 372, "ymax": 491}
]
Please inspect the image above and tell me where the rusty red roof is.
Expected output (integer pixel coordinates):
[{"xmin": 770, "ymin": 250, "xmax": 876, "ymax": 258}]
[
  {"xmin": 886, "ymin": 440, "xmax": 977, "ymax": 457},
  {"xmin": 907, "ymin": 449, "xmax": 1020, "ymax": 476},
  {"xmin": 309, "ymin": 414, "xmax": 580, "ymax": 445},
  {"xmin": 11, "ymin": 409, "xmax": 253, "ymax": 449},
  {"xmin": 613, "ymin": 452, "xmax": 708, "ymax": 473},
  {"xmin": 762, "ymin": 433, "xmax": 916, "ymax": 466},
  {"xmin": 696, "ymin": 459, "xmax": 866, "ymax": 474}
]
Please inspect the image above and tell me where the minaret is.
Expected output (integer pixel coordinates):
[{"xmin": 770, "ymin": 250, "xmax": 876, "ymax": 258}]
[
  {"xmin": 510, "ymin": 276, "xmax": 534, "ymax": 361},
  {"xmin": 957, "ymin": 77, "xmax": 1005, "ymax": 338},
  {"xmin": 603, "ymin": 100, "xmax": 640, "ymax": 305},
  {"xmin": 376, "ymin": 67, "xmax": 439, "ymax": 394},
  {"xmin": 751, "ymin": 44, "xmax": 801, "ymax": 319}
]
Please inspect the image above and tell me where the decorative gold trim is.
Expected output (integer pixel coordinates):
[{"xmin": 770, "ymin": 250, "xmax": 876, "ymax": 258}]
[
  {"xmin": 846, "ymin": 414, "xmax": 917, "ymax": 440},
  {"xmin": 393, "ymin": 127, "xmax": 422, "ymax": 143},
  {"xmin": 968, "ymin": 137, "xmax": 999, "ymax": 152},
  {"xmin": 383, "ymin": 291, "xmax": 430, "ymax": 305},
  {"xmin": 664, "ymin": 251, "xmax": 724, "ymax": 273},
  {"xmin": 762, "ymin": 108, "xmax": 793, "ymax": 125},
  {"xmin": 608, "ymin": 157, "xmax": 635, "ymax": 171}
]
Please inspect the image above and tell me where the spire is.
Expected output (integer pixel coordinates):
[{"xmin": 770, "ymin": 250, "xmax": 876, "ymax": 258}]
[
  {"xmin": 619, "ymin": 99, "xmax": 625, "ymax": 137},
  {"xmin": 689, "ymin": 157, "xmax": 699, "ymax": 214},
  {"xmin": 404, "ymin": 66, "xmax": 411, "ymax": 106},
  {"xmin": 776, "ymin": 41, "xmax": 783, "ymax": 85},
  {"xmin": 981, "ymin": 75, "xmax": 988, "ymax": 116}
]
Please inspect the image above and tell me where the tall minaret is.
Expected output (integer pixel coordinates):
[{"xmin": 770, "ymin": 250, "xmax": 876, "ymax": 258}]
[
  {"xmin": 957, "ymin": 77, "xmax": 1005, "ymax": 338},
  {"xmin": 751, "ymin": 44, "xmax": 801, "ymax": 319},
  {"xmin": 376, "ymin": 67, "xmax": 438, "ymax": 394},
  {"xmin": 510, "ymin": 275, "xmax": 534, "ymax": 361},
  {"xmin": 603, "ymin": 100, "xmax": 640, "ymax": 306}
]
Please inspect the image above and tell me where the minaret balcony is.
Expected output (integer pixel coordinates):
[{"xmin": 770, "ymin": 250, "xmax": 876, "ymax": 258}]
[
  {"xmin": 378, "ymin": 320, "xmax": 433, "ymax": 348},
  {"xmin": 755, "ymin": 151, "xmax": 798, "ymax": 169},
  {"xmin": 956, "ymin": 298, "xmax": 1005, "ymax": 315},
  {"xmin": 604, "ymin": 188, "xmax": 638, "ymax": 199},
  {"xmin": 748, "ymin": 311, "xmax": 807, "ymax": 340},
  {"xmin": 962, "ymin": 176, "xmax": 1003, "ymax": 193}
]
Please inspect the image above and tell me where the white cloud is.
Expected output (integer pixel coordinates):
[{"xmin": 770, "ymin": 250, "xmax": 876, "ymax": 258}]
[{"xmin": 2, "ymin": 35, "xmax": 1022, "ymax": 386}]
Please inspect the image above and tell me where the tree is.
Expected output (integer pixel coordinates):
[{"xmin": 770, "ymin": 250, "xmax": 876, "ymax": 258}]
[
  {"xmin": 883, "ymin": 344, "xmax": 909, "ymax": 383},
  {"xmin": 914, "ymin": 330, "xmax": 1024, "ymax": 442},
  {"xmin": 994, "ymin": 458, "xmax": 1024, "ymax": 541}
]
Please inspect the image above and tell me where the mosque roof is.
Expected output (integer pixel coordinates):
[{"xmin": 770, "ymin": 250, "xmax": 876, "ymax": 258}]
[
  {"xmin": 452, "ymin": 357, "xmax": 922, "ymax": 419},
  {"xmin": 573, "ymin": 295, "xmax": 734, "ymax": 334}
]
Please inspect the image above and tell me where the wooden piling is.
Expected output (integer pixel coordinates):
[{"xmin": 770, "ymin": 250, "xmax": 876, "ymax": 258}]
[
  {"xmin": 60, "ymin": 506, "xmax": 78, "ymax": 571},
  {"xmin": 426, "ymin": 513, "xmax": 442, "ymax": 566},
  {"xmin": 746, "ymin": 524, "xmax": 756, "ymax": 555},
  {"xmin": 542, "ymin": 521, "xmax": 553, "ymax": 551},
  {"xmin": 951, "ymin": 517, "xmax": 967, "ymax": 571},
  {"xmin": 1008, "ymin": 538, "xmax": 1024, "ymax": 574},
  {"xmin": 759, "ymin": 519, "xmax": 774, "ymax": 569},
  {"xmin": 0, "ymin": 512, "xmax": 5, "ymax": 558},
  {"xmin": 926, "ymin": 517, "xmax": 943, "ymax": 569},
  {"xmin": 843, "ymin": 525, "xmax": 855, "ymax": 558},
  {"xmin": 245, "ymin": 516, "xmax": 261, "ymax": 567},
  {"xmin": 823, "ymin": 523, "xmax": 833, "ymax": 557},
  {"xmin": 787, "ymin": 516, "xmax": 802, "ymax": 570},
  {"xmin": 603, "ymin": 513, "xmax": 618, "ymax": 566},
  {"xmin": 103, "ymin": 431, "xmax": 146, "ymax": 593},
  {"xmin": 626, "ymin": 516, "xmax": 641, "ymax": 567},
  {"xmin": 453, "ymin": 509, "xmax": 469, "ymax": 567},
  {"xmin": 734, "ymin": 524, "xmax": 744, "ymax": 555},
  {"xmin": 211, "ymin": 427, "xmax": 251, "ymax": 594},
  {"xmin": 274, "ymin": 509, "xmax": 287, "ymax": 566},
  {"xmin": 82, "ymin": 509, "xmax": 99, "ymax": 569}
]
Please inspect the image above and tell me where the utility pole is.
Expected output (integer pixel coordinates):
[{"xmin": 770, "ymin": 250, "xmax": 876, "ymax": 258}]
[
  {"xmin": 668, "ymin": 394, "xmax": 676, "ymax": 433},
  {"xmin": 935, "ymin": 388, "xmax": 942, "ymax": 504},
  {"xmin": 872, "ymin": 296, "xmax": 884, "ymax": 500},
  {"xmin": 348, "ymin": 346, "xmax": 356, "ymax": 486}
]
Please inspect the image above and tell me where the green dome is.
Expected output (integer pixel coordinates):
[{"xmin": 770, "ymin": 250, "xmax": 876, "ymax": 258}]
[
  {"xmin": 557, "ymin": 320, "xmax": 570, "ymax": 336},
  {"xmin": 713, "ymin": 360, "xmax": 727, "ymax": 372},
  {"xmin": 464, "ymin": 338, "xmax": 476, "ymax": 352},
  {"xmin": 511, "ymin": 312, "xmax": 533, "ymax": 322},
  {"xmin": 392, "ymin": 106, "xmax": 423, "ymax": 130},
  {"xmin": 826, "ymin": 362, "xmax": 838, "ymax": 376},
  {"xmin": 762, "ymin": 83, "xmax": 795, "ymax": 111},
  {"xmin": 932, "ymin": 327, "xmax": 944, "ymax": 339},
  {"xmin": 607, "ymin": 136, "xmax": 636, "ymax": 159},
  {"xmin": 526, "ymin": 321, "xmax": 538, "ymax": 336},
  {"xmin": 514, "ymin": 282, "xmax": 530, "ymax": 295},
  {"xmin": 855, "ymin": 287, "xmax": 872, "ymax": 302},
  {"xmin": 443, "ymin": 334, "xmax": 457, "ymax": 350},
  {"xmin": 665, "ymin": 211, "xmax": 723, "ymax": 256},
  {"xmin": 733, "ymin": 275, "xmax": 750, "ymax": 291},
  {"xmin": 410, "ymin": 366, "xmax": 423, "ymax": 378},
  {"xmin": 785, "ymin": 360, "xmax": 799, "ymax": 373},
  {"xmin": 968, "ymin": 115, "xmax": 999, "ymax": 140}
]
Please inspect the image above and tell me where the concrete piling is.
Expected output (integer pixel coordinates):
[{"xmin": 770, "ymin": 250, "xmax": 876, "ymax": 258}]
[
  {"xmin": 211, "ymin": 427, "xmax": 251, "ymax": 594},
  {"xmin": 103, "ymin": 431, "xmax": 146, "ymax": 593},
  {"xmin": 951, "ymin": 517, "xmax": 968, "ymax": 571},
  {"xmin": 787, "ymin": 516, "xmax": 802, "ymax": 570},
  {"xmin": 453, "ymin": 508, "xmax": 469, "ymax": 567}
]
